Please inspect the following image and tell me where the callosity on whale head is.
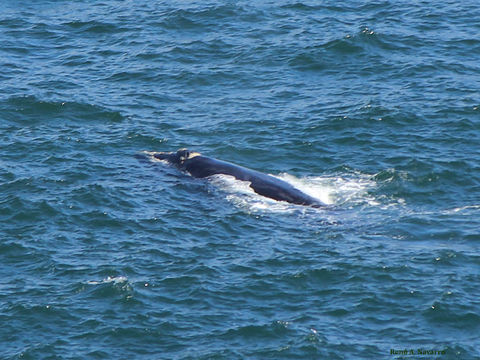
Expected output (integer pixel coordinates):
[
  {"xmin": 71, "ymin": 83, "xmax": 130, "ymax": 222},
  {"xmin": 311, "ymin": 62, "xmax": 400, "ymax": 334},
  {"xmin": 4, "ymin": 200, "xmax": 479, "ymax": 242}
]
[{"xmin": 154, "ymin": 148, "xmax": 201, "ymax": 167}]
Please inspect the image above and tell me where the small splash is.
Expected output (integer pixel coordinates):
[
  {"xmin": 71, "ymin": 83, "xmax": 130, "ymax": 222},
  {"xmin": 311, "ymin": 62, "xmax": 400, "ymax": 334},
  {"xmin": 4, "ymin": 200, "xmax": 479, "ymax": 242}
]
[
  {"xmin": 361, "ymin": 27, "xmax": 375, "ymax": 36},
  {"xmin": 276, "ymin": 172, "xmax": 377, "ymax": 207},
  {"xmin": 142, "ymin": 151, "xmax": 170, "ymax": 164},
  {"xmin": 445, "ymin": 205, "xmax": 480, "ymax": 214},
  {"xmin": 275, "ymin": 173, "xmax": 333, "ymax": 205},
  {"xmin": 87, "ymin": 276, "xmax": 128, "ymax": 285}
]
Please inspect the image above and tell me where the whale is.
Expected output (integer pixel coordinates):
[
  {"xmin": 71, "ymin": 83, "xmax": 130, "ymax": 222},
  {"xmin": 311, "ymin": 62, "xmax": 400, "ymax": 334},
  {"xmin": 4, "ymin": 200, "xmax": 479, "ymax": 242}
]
[{"xmin": 152, "ymin": 149, "xmax": 324, "ymax": 208}]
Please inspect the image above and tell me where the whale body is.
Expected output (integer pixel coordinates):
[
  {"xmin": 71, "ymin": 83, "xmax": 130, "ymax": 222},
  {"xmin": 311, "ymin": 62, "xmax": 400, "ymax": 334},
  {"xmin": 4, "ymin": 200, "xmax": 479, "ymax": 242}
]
[{"xmin": 152, "ymin": 149, "xmax": 324, "ymax": 208}]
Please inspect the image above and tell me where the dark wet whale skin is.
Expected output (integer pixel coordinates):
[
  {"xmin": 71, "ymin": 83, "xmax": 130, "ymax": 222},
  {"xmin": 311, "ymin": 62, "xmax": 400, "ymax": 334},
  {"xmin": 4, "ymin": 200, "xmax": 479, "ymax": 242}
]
[{"xmin": 154, "ymin": 149, "xmax": 324, "ymax": 208}]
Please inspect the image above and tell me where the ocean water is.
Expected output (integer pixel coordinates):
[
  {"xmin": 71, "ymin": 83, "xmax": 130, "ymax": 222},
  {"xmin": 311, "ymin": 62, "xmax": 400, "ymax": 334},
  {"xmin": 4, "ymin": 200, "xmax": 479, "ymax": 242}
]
[{"xmin": 1, "ymin": 1, "xmax": 479, "ymax": 359}]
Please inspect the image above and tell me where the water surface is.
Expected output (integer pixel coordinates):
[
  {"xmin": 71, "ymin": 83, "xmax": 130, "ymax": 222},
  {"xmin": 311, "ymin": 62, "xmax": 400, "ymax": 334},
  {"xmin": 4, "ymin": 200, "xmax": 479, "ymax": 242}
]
[{"xmin": 1, "ymin": 1, "xmax": 479, "ymax": 359}]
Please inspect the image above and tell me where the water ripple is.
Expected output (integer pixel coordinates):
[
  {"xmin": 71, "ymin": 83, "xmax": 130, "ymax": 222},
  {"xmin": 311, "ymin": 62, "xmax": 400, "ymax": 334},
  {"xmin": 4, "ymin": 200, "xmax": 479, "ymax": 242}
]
[{"xmin": 1, "ymin": 0, "xmax": 480, "ymax": 359}]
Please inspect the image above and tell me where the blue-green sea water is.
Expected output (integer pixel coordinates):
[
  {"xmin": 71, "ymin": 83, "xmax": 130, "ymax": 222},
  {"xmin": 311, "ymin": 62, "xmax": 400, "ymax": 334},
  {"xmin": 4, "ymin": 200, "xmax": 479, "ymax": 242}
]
[{"xmin": 1, "ymin": 1, "xmax": 479, "ymax": 359}]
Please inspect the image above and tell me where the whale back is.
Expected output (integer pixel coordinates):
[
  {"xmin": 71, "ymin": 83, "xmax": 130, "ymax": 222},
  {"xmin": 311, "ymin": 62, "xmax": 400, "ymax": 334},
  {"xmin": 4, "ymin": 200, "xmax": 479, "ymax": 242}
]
[{"xmin": 184, "ymin": 155, "xmax": 323, "ymax": 207}]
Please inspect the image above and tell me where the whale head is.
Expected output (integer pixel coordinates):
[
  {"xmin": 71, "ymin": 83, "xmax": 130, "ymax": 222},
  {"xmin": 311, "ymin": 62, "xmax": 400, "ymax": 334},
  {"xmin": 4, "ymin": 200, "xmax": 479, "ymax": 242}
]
[{"xmin": 154, "ymin": 148, "xmax": 201, "ymax": 167}]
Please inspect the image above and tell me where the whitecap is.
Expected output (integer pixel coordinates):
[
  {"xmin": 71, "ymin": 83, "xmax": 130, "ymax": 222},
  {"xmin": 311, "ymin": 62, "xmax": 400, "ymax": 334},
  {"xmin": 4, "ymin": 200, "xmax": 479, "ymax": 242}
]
[{"xmin": 87, "ymin": 276, "xmax": 128, "ymax": 285}]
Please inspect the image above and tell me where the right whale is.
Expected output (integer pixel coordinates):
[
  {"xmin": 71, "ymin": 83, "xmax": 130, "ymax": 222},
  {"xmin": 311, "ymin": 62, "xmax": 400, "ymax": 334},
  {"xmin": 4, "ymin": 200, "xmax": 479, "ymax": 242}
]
[{"xmin": 152, "ymin": 148, "xmax": 325, "ymax": 208}]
